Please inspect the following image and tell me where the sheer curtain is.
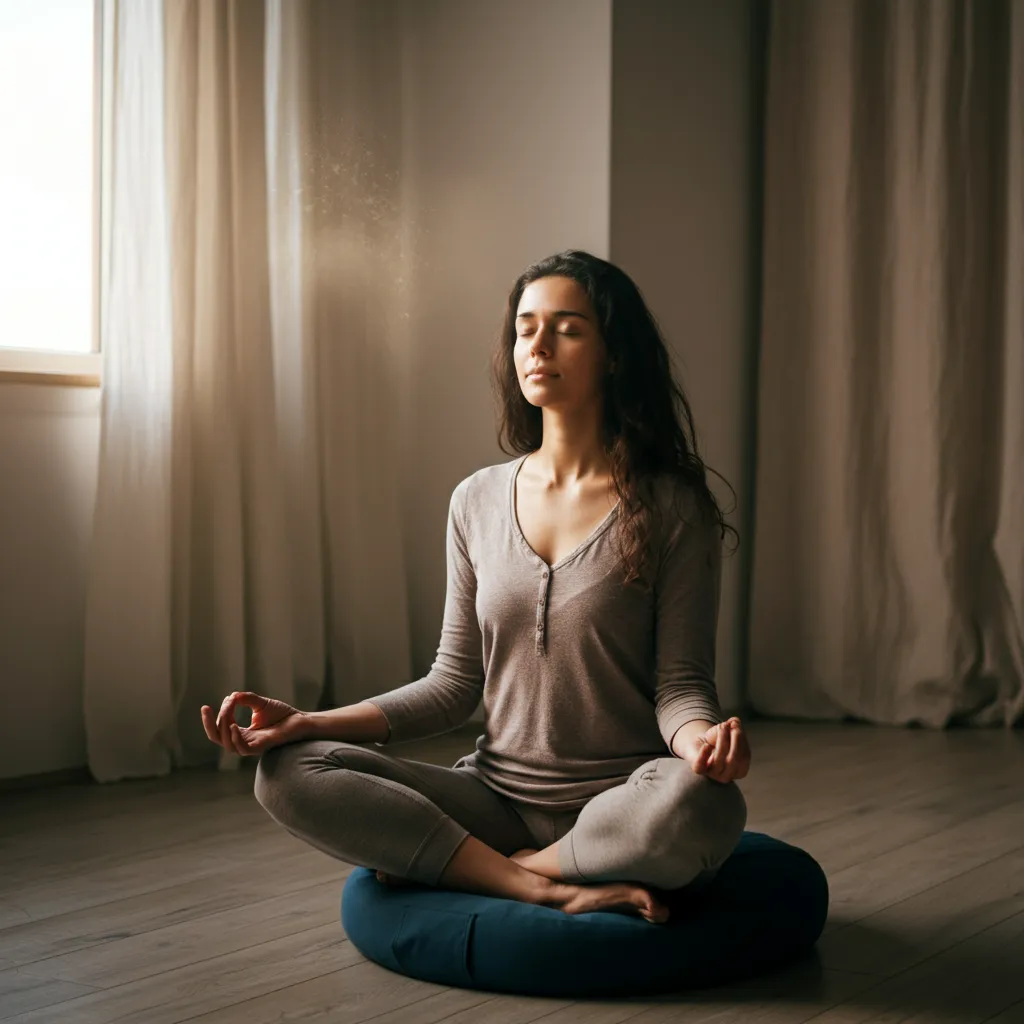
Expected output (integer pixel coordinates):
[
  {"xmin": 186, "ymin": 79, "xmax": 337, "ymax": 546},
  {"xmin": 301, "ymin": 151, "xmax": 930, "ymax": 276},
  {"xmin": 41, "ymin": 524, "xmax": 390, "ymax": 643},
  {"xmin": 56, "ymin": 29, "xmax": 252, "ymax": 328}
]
[
  {"xmin": 750, "ymin": 0, "xmax": 1023, "ymax": 727},
  {"xmin": 83, "ymin": 0, "xmax": 413, "ymax": 782}
]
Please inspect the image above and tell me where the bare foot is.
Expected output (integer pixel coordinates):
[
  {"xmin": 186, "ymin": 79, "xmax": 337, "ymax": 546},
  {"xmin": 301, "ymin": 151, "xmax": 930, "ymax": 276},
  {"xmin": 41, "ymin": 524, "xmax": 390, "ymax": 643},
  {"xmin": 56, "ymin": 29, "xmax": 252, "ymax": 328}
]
[
  {"xmin": 374, "ymin": 854, "xmax": 668, "ymax": 925},
  {"xmin": 545, "ymin": 880, "xmax": 670, "ymax": 924}
]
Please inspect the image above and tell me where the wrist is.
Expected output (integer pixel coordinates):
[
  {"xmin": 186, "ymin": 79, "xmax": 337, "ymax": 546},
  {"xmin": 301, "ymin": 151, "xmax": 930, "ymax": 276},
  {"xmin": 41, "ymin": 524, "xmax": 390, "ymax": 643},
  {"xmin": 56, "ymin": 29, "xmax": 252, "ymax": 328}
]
[
  {"xmin": 296, "ymin": 710, "xmax": 320, "ymax": 741},
  {"xmin": 669, "ymin": 719, "xmax": 717, "ymax": 760}
]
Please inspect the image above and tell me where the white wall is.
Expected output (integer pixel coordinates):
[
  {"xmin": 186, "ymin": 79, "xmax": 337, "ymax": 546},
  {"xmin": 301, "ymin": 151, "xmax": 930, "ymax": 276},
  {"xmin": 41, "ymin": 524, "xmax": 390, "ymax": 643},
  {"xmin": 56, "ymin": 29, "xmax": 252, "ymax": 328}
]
[
  {"xmin": 394, "ymin": 0, "xmax": 612, "ymax": 707},
  {"xmin": 0, "ymin": 0, "xmax": 757, "ymax": 778},
  {"xmin": 0, "ymin": 384, "xmax": 99, "ymax": 777},
  {"xmin": 609, "ymin": 0, "xmax": 760, "ymax": 712}
]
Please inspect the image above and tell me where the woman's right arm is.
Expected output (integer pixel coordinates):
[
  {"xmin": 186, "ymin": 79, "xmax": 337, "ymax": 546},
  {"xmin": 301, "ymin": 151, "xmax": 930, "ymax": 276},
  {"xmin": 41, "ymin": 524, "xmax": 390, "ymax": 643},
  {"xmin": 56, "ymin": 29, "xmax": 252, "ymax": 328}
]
[
  {"xmin": 304, "ymin": 700, "xmax": 391, "ymax": 743},
  {"xmin": 203, "ymin": 480, "xmax": 483, "ymax": 755},
  {"xmin": 359, "ymin": 480, "xmax": 485, "ymax": 746},
  {"xmin": 202, "ymin": 693, "xmax": 391, "ymax": 754}
]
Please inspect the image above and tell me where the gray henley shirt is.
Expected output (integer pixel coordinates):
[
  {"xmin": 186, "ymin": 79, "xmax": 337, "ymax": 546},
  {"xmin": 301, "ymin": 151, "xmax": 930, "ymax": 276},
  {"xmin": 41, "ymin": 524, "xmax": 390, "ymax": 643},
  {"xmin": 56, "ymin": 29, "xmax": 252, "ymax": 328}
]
[{"xmin": 365, "ymin": 452, "xmax": 725, "ymax": 811}]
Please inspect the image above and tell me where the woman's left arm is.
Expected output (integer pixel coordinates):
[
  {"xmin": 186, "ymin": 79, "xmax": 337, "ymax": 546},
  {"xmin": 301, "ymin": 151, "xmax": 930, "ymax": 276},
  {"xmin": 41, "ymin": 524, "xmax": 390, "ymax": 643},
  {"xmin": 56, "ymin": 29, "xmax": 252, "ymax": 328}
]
[{"xmin": 652, "ymin": 495, "xmax": 752, "ymax": 783}]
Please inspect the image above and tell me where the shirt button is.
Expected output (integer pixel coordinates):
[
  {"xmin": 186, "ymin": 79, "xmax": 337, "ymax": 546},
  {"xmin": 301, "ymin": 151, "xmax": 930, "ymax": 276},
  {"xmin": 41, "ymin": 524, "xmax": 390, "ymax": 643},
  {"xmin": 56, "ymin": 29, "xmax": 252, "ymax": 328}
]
[{"xmin": 541, "ymin": 570, "xmax": 548, "ymax": 579}]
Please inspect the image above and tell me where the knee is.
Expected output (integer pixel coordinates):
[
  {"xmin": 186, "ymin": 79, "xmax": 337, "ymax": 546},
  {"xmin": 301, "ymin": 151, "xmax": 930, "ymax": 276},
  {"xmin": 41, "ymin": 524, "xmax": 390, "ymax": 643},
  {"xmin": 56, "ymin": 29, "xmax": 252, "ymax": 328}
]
[
  {"xmin": 253, "ymin": 738, "xmax": 370, "ymax": 826},
  {"xmin": 695, "ymin": 776, "xmax": 747, "ymax": 868},
  {"xmin": 253, "ymin": 741, "xmax": 307, "ymax": 822},
  {"xmin": 655, "ymin": 762, "xmax": 747, "ymax": 870},
  {"xmin": 253, "ymin": 739, "xmax": 334, "ymax": 825}
]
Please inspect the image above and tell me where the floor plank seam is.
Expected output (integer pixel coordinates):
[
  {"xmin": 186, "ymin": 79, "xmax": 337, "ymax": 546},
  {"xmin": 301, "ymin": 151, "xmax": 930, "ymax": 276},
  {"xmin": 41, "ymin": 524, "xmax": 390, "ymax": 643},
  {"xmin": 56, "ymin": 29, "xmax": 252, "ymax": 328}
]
[
  {"xmin": 822, "ymin": 841, "xmax": 1024, "ymax": 937},
  {"xmin": 165, "ymin": 962, "xmax": 442, "ymax": 1024},
  {"xmin": 15, "ymin": 925, "xmax": 352, "ymax": 998},
  {"xmin": 7, "ymin": 875, "xmax": 352, "ymax": 972},
  {"xmin": 806, "ymin": 908, "xmax": 1024, "ymax": 1020},
  {"xmin": 977, "ymin": 994, "xmax": 1024, "ymax": 1023},
  {"xmin": 0, "ymin": 934, "xmax": 356, "ymax": 1022},
  {"xmin": 796, "ymin": 798, "xmax": 1024, "ymax": 877},
  {"xmin": 0, "ymin": 851, "xmax": 351, "ymax": 938}
]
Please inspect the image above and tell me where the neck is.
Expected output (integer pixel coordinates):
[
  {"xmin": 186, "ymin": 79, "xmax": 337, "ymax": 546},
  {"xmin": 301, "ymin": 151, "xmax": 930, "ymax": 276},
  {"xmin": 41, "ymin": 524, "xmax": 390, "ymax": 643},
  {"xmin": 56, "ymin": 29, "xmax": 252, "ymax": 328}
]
[{"xmin": 531, "ymin": 407, "xmax": 610, "ymax": 489}]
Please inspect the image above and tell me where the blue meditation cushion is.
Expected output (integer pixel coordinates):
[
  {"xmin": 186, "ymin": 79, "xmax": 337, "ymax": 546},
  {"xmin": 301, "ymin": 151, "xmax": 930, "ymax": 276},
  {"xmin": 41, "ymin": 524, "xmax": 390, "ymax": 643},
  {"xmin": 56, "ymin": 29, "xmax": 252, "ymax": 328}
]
[{"xmin": 340, "ymin": 830, "xmax": 829, "ymax": 997}]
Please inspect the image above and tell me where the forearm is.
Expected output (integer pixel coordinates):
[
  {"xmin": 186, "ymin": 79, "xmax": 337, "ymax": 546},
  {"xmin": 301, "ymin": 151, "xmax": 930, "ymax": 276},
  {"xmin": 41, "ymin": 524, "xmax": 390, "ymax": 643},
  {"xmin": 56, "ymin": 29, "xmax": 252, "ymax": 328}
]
[
  {"xmin": 303, "ymin": 701, "xmax": 391, "ymax": 744},
  {"xmin": 669, "ymin": 719, "xmax": 717, "ymax": 760}
]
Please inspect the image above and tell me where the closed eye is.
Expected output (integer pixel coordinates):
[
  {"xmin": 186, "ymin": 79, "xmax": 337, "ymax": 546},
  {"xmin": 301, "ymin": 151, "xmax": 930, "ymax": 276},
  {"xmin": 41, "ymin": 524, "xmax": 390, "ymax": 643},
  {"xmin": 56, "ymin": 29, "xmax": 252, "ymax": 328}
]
[{"xmin": 517, "ymin": 329, "xmax": 579, "ymax": 337}]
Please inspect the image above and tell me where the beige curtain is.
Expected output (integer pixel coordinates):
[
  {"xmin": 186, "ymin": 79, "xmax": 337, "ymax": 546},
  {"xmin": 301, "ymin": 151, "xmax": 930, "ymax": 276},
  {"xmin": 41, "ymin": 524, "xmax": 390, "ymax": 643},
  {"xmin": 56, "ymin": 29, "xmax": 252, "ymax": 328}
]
[
  {"xmin": 750, "ymin": 0, "xmax": 1024, "ymax": 727},
  {"xmin": 83, "ymin": 0, "xmax": 413, "ymax": 781}
]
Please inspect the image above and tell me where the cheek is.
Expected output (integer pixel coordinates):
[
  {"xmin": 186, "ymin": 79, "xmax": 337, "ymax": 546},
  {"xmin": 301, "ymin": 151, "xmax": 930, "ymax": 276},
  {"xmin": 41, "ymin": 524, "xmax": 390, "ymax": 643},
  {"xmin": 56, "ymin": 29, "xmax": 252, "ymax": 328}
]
[{"xmin": 566, "ymin": 349, "xmax": 603, "ymax": 383}]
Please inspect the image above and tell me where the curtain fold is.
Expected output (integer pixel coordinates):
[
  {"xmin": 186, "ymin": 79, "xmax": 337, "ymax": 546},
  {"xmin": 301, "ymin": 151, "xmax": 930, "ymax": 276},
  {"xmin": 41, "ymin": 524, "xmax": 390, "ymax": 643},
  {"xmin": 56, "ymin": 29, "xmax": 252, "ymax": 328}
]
[
  {"xmin": 750, "ymin": 0, "xmax": 1023, "ymax": 727},
  {"xmin": 84, "ymin": 0, "xmax": 413, "ymax": 782}
]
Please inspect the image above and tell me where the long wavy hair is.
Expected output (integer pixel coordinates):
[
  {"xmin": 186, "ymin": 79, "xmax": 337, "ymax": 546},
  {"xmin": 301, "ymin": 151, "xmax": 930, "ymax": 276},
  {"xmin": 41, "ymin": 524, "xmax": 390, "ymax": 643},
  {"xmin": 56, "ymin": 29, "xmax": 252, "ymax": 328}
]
[{"xmin": 490, "ymin": 249, "xmax": 739, "ymax": 591}]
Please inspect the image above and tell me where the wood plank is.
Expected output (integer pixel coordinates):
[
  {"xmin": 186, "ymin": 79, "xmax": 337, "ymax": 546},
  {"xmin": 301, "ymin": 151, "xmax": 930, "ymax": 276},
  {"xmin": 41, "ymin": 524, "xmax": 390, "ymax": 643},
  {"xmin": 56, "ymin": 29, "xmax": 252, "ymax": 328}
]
[
  {"xmin": 3, "ymin": 765, "xmax": 259, "ymax": 838},
  {"xmin": 777, "ymin": 781, "xmax": 1022, "ymax": 876},
  {"xmin": 744, "ymin": 737, "xmax": 1023, "ymax": 842},
  {"xmin": 12, "ymin": 881, "xmax": 344, "ymax": 989},
  {"xmin": 574, "ymin": 960, "xmax": 878, "ymax": 1024},
  {"xmin": 182, "ymin": 960, "xmax": 460, "ymax": 1024},
  {"xmin": 178, "ymin": 956, "xmax": 877, "ymax": 1024},
  {"xmin": 979, "ymin": 997, "xmax": 1024, "ymax": 1023},
  {"xmin": 0, "ymin": 846, "xmax": 345, "ymax": 968},
  {"xmin": 0, "ymin": 969, "xmax": 97, "ymax": 1020},
  {"xmin": 311, "ymin": 987, "xmax": 568, "ymax": 1024},
  {"xmin": 1, "ymin": 924, "xmax": 354, "ymax": 1024},
  {"xmin": 0, "ymin": 800, "xmax": 273, "ymax": 887},
  {"xmin": 819, "ymin": 800, "xmax": 1024, "ymax": 936},
  {"xmin": 802, "ymin": 909, "xmax": 1024, "ymax": 1023},
  {"xmin": 1, "ymin": 722, "xmax": 1020, "ymax": 1024},
  {"xmin": 183, "ymin": 959, "xmax": 798, "ymax": 1024},
  {"xmin": 818, "ymin": 844, "xmax": 1024, "ymax": 976},
  {"xmin": 0, "ymin": 827, "xmax": 336, "ymax": 927}
]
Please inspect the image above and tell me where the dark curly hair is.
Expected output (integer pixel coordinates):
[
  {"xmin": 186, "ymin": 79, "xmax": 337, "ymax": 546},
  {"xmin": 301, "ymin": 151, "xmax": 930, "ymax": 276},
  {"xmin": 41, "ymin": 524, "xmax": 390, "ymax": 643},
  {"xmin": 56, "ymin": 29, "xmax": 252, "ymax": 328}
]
[{"xmin": 490, "ymin": 249, "xmax": 739, "ymax": 591}]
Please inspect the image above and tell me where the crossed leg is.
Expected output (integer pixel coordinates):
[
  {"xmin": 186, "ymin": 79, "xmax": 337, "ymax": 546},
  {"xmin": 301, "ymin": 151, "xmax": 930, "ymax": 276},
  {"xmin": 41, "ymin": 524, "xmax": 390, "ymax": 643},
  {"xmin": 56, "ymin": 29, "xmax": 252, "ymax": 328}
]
[{"xmin": 255, "ymin": 741, "xmax": 744, "ymax": 924}]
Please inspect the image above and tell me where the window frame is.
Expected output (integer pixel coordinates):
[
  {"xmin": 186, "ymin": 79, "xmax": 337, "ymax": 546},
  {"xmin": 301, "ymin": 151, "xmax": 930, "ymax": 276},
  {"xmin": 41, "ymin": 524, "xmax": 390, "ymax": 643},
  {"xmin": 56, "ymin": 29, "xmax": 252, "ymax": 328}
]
[{"xmin": 0, "ymin": 0, "xmax": 106, "ymax": 388}]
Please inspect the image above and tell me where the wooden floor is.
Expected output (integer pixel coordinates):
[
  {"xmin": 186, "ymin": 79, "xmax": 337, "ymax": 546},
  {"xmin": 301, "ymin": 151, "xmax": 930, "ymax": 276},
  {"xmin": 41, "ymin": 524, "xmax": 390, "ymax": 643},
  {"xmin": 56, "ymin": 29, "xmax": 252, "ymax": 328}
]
[{"xmin": 2, "ymin": 720, "xmax": 1023, "ymax": 1023}]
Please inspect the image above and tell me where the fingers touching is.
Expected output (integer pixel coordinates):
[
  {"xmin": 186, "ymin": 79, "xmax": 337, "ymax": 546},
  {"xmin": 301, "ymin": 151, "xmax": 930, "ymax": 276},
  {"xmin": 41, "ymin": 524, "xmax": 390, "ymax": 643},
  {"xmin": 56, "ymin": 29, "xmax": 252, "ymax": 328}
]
[
  {"xmin": 694, "ymin": 718, "xmax": 749, "ymax": 784},
  {"xmin": 200, "ymin": 700, "xmax": 257, "ymax": 756}
]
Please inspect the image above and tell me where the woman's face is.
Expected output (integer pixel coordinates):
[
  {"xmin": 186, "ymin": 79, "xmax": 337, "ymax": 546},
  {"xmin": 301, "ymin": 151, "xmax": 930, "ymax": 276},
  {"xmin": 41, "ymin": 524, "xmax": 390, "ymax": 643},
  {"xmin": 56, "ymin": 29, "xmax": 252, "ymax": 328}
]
[{"xmin": 513, "ymin": 275, "xmax": 609, "ymax": 413}]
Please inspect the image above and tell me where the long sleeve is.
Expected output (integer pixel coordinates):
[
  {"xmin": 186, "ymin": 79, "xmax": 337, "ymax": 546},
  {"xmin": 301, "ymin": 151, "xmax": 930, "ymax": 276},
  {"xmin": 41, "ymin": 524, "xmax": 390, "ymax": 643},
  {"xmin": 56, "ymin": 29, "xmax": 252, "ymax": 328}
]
[
  {"xmin": 653, "ymin": 495, "xmax": 726, "ymax": 752},
  {"xmin": 364, "ymin": 481, "xmax": 485, "ymax": 745}
]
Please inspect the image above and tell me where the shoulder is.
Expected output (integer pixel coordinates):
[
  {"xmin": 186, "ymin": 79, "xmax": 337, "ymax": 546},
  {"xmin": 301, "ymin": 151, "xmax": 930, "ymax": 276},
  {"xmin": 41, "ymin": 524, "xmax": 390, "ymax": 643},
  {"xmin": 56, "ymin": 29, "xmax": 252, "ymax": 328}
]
[
  {"xmin": 650, "ymin": 472, "xmax": 705, "ymax": 527},
  {"xmin": 649, "ymin": 473, "xmax": 720, "ymax": 557},
  {"xmin": 449, "ymin": 455, "xmax": 520, "ymax": 517}
]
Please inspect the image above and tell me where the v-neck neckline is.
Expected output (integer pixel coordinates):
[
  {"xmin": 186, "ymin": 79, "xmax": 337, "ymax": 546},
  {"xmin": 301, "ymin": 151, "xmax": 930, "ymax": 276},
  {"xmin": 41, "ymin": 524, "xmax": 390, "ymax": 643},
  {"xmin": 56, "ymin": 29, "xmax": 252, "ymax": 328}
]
[{"xmin": 508, "ymin": 452, "xmax": 621, "ymax": 571}]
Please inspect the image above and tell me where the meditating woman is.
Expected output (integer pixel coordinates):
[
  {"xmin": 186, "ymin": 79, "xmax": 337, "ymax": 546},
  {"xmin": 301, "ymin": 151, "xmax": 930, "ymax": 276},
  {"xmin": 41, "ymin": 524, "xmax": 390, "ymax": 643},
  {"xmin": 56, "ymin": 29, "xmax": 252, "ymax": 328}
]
[{"xmin": 201, "ymin": 249, "xmax": 752, "ymax": 925}]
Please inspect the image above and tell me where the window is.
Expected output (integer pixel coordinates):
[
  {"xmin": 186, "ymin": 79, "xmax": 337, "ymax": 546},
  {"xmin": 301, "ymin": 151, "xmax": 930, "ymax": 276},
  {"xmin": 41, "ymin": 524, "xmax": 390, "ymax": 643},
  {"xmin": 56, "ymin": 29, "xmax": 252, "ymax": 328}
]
[{"xmin": 0, "ymin": 0, "xmax": 104, "ymax": 386}]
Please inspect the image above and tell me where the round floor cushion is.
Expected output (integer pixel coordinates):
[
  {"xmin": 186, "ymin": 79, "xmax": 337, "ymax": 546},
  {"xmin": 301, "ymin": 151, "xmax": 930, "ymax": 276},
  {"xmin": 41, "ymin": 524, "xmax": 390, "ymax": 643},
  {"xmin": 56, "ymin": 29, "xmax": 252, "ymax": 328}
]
[{"xmin": 340, "ymin": 830, "xmax": 829, "ymax": 997}]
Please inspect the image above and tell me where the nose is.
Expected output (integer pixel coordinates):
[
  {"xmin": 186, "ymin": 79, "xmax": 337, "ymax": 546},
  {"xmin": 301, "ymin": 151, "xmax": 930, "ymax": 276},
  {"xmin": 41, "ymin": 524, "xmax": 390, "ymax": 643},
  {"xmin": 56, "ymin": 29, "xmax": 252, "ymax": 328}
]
[{"xmin": 528, "ymin": 325, "xmax": 554, "ymax": 357}]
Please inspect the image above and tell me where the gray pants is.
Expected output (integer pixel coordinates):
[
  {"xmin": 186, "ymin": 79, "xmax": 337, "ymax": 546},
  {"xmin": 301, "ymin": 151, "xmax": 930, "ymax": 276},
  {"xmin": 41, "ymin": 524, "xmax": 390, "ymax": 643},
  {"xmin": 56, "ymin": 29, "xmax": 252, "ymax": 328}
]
[{"xmin": 254, "ymin": 739, "xmax": 747, "ymax": 892}]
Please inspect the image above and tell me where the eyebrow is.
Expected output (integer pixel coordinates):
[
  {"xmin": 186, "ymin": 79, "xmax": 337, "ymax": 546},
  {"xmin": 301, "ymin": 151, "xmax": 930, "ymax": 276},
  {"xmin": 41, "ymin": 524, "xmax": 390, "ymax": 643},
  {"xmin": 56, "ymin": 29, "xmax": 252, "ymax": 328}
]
[{"xmin": 515, "ymin": 309, "xmax": 590, "ymax": 321}]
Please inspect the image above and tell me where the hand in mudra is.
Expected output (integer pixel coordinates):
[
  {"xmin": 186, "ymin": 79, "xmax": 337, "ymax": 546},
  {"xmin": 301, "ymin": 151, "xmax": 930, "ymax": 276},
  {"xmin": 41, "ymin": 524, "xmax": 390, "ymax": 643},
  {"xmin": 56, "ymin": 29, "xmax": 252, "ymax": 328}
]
[
  {"xmin": 200, "ymin": 691, "xmax": 310, "ymax": 756},
  {"xmin": 689, "ymin": 717, "xmax": 751, "ymax": 783}
]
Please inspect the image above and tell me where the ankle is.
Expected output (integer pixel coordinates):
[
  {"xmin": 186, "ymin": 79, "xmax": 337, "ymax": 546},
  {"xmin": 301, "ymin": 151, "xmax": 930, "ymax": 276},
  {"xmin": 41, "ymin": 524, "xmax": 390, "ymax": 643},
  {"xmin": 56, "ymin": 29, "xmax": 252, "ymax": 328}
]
[{"xmin": 528, "ymin": 876, "xmax": 576, "ymax": 909}]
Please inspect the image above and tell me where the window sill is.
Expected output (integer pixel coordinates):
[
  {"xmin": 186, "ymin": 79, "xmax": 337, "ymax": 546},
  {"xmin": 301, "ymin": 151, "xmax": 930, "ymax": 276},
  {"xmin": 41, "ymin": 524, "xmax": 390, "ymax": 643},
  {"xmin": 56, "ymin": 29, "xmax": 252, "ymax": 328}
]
[{"xmin": 0, "ymin": 349, "xmax": 102, "ymax": 388}]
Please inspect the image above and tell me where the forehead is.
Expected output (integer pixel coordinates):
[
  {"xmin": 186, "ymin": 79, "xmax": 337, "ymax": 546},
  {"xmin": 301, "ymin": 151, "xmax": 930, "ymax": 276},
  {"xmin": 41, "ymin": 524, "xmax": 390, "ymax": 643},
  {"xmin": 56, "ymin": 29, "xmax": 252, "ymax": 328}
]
[{"xmin": 516, "ymin": 275, "xmax": 591, "ymax": 316}]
